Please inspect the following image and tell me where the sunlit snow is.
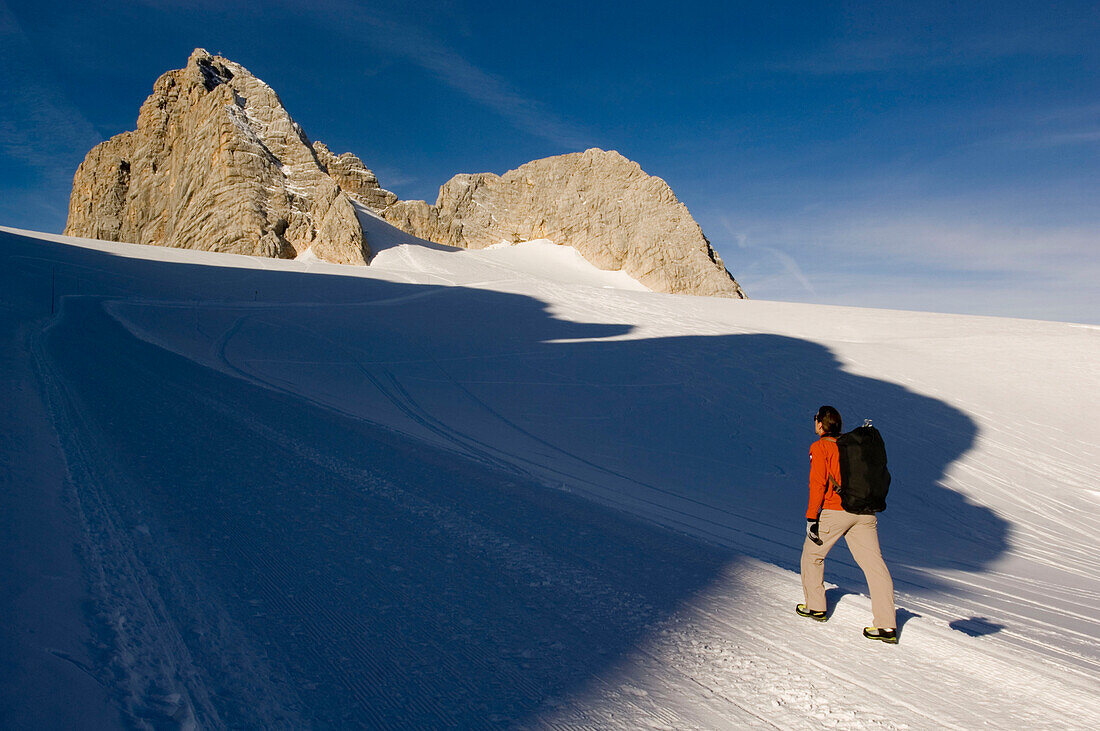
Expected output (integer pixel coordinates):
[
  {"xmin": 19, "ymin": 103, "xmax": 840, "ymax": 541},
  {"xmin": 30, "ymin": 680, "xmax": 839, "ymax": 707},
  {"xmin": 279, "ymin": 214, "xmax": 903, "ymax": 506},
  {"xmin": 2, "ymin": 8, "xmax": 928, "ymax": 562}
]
[{"xmin": 1, "ymin": 219, "xmax": 1096, "ymax": 728}]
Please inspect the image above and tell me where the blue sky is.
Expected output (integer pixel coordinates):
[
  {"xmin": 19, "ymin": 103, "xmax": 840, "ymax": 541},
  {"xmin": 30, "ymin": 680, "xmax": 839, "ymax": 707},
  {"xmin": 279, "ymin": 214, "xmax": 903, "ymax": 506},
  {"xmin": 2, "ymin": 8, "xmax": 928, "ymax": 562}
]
[{"xmin": 1, "ymin": 0, "xmax": 1097, "ymax": 322}]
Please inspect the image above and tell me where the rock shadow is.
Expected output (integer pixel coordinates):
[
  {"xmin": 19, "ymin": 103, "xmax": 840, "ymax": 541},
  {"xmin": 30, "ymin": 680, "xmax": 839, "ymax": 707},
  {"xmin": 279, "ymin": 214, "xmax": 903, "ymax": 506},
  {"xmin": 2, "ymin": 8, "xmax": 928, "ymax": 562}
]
[{"xmin": 3, "ymin": 230, "xmax": 1010, "ymax": 726}]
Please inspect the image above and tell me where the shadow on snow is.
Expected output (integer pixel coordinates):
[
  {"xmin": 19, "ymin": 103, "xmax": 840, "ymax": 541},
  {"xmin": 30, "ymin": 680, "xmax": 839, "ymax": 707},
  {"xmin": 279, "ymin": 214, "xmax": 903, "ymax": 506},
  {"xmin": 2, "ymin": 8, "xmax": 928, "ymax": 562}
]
[{"xmin": 2, "ymin": 231, "xmax": 1008, "ymax": 726}]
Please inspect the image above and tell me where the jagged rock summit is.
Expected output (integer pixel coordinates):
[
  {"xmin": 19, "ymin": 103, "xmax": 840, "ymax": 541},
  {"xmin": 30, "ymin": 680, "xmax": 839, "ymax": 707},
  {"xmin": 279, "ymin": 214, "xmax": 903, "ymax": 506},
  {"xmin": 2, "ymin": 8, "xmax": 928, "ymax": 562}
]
[
  {"xmin": 66, "ymin": 49, "xmax": 744, "ymax": 298},
  {"xmin": 65, "ymin": 48, "xmax": 395, "ymax": 264},
  {"xmin": 383, "ymin": 148, "xmax": 744, "ymax": 297}
]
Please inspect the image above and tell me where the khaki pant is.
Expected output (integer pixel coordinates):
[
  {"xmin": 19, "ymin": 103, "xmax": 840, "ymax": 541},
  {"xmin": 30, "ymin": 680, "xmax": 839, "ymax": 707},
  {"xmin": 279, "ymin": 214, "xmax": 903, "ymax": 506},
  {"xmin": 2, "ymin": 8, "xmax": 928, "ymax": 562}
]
[{"xmin": 801, "ymin": 509, "xmax": 896, "ymax": 629}]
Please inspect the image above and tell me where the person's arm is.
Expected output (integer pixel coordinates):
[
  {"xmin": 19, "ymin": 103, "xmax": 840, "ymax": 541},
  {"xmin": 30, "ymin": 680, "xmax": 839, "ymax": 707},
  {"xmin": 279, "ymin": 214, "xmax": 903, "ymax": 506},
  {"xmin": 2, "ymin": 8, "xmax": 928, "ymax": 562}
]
[{"xmin": 806, "ymin": 441, "xmax": 829, "ymax": 520}]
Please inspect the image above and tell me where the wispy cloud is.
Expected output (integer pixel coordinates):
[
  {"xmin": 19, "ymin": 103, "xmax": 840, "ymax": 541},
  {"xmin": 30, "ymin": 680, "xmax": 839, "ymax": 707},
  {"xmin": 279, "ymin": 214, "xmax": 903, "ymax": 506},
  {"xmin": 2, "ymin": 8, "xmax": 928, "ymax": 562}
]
[
  {"xmin": 746, "ymin": 267, "xmax": 1099, "ymax": 324},
  {"xmin": 0, "ymin": 1, "xmax": 104, "ymax": 185},
  {"xmin": 395, "ymin": 42, "xmax": 591, "ymax": 150},
  {"xmin": 716, "ymin": 204, "xmax": 1099, "ymax": 323},
  {"xmin": 369, "ymin": 166, "xmax": 418, "ymax": 190},
  {"xmin": 1036, "ymin": 130, "xmax": 1100, "ymax": 147},
  {"xmin": 1007, "ymin": 124, "xmax": 1100, "ymax": 150},
  {"xmin": 288, "ymin": 0, "xmax": 592, "ymax": 150},
  {"xmin": 831, "ymin": 218, "xmax": 1099, "ymax": 280},
  {"xmin": 764, "ymin": 1, "xmax": 1098, "ymax": 77},
  {"xmin": 970, "ymin": 103, "xmax": 1100, "ymax": 151},
  {"xmin": 719, "ymin": 216, "xmax": 816, "ymax": 296}
]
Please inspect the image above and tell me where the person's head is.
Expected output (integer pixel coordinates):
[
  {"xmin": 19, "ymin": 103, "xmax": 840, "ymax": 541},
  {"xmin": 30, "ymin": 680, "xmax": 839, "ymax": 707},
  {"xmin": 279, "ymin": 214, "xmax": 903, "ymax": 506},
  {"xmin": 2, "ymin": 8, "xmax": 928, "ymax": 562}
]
[{"xmin": 814, "ymin": 405, "xmax": 842, "ymax": 437}]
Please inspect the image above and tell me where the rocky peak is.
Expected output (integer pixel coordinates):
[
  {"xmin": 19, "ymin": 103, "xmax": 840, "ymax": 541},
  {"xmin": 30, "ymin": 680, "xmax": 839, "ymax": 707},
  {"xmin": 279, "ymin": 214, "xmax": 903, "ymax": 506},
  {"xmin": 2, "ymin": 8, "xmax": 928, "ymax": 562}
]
[
  {"xmin": 384, "ymin": 148, "xmax": 745, "ymax": 298},
  {"xmin": 66, "ymin": 50, "xmax": 743, "ymax": 298},
  {"xmin": 65, "ymin": 48, "xmax": 393, "ymax": 265},
  {"xmin": 189, "ymin": 48, "xmax": 234, "ymax": 90}
]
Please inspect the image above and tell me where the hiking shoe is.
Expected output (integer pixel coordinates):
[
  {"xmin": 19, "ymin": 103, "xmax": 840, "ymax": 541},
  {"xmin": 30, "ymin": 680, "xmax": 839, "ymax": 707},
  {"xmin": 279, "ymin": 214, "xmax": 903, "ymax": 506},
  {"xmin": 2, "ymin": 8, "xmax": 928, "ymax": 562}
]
[
  {"xmin": 796, "ymin": 604, "xmax": 827, "ymax": 621},
  {"xmin": 863, "ymin": 627, "xmax": 898, "ymax": 644}
]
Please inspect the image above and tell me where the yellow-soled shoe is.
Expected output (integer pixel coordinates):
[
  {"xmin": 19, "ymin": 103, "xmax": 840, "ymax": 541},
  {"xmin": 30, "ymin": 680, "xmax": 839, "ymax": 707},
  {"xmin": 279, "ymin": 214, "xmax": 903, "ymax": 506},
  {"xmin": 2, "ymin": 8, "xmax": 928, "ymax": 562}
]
[
  {"xmin": 863, "ymin": 627, "xmax": 898, "ymax": 644},
  {"xmin": 796, "ymin": 604, "xmax": 827, "ymax": 621}
]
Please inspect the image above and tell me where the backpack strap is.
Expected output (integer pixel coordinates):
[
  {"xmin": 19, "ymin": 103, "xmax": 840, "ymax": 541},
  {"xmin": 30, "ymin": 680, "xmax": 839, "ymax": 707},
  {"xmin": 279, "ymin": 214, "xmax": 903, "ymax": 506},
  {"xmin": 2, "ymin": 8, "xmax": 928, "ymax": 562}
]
[{"xmin": 824, "ymin": 437, "xmax": 841, "ymax": 494}]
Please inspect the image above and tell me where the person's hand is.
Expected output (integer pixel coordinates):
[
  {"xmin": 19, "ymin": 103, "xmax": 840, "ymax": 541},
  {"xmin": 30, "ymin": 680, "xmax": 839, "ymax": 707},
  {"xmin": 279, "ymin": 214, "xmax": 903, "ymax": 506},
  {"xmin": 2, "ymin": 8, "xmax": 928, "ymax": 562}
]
[{"xmin": 806, "ymin": 518, "xmax": 822, "ymax": 545}]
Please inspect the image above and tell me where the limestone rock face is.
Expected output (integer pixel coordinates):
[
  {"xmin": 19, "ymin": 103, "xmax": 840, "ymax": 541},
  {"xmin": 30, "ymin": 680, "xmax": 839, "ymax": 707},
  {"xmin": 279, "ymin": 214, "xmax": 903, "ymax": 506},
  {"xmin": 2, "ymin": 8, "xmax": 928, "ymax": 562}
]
[
  {"xmin": 67, "ymin": 51, "xmax": 743, "ymax": 297},
  {"xmin": 65, "ymin": 49, "xmax": 394, "ymax": 264},
  {"xmin": 312, "ymin": 142, "xmax": 398, "ymax": 211},
  {"xmin": 383, "ymin": 149, "xmax": 744, "ymax": 297}
]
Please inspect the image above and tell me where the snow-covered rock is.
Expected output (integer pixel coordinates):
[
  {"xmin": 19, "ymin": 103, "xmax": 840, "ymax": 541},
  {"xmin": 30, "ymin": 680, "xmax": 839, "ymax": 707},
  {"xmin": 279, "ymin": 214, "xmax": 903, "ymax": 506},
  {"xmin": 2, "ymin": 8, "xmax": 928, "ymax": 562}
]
[{"xmin": 384, "ymin": 148, "xmax": 746, "ymax": 298}]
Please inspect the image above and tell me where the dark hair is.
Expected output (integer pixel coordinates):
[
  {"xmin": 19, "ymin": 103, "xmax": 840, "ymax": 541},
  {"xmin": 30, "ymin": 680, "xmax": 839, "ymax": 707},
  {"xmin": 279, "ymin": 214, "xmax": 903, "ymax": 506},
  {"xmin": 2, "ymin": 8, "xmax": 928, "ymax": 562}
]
[{"xmin": 815, "ymin": 405, "xmax": 843, "ymax": 436}]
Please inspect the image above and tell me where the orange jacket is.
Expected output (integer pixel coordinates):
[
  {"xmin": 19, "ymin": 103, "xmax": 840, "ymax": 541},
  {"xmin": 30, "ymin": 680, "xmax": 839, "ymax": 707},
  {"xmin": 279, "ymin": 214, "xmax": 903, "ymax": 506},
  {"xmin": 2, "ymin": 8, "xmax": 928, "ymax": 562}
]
[{"xmin": 807, "ymin": 436, "xmax": 844, "ymax": 519}]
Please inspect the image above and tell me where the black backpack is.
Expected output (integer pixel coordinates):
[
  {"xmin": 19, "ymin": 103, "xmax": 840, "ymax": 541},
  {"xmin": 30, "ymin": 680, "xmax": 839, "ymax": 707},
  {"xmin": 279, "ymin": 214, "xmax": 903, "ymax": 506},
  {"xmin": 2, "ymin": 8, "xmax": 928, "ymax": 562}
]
[{"xmin": 829, "ymin": 422, "xmax": 890, "ymax": 514}]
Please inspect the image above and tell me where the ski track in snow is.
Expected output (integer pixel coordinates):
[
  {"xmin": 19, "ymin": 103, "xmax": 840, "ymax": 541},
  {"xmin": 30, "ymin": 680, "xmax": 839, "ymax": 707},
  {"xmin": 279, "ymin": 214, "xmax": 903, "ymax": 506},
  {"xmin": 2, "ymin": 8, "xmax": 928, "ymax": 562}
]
[{"xmin": 2, "ymin": 225, "xmax": 1099, "ymax": 728}]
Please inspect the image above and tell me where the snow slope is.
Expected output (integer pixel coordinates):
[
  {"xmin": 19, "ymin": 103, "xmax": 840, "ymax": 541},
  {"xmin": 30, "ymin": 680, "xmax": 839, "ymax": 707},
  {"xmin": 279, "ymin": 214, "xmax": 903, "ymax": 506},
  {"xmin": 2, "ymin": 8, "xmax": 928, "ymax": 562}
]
[{"xmin": 1, "ymin": 219, "xmax": 1097, "ymax": 729}]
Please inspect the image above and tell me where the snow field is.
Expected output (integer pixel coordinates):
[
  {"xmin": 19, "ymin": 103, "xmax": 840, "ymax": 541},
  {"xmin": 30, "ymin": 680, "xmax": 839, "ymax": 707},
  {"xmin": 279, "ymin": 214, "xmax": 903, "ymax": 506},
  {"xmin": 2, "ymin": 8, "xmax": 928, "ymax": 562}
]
[{"xmin": 2, "ymin": 222, "xmax": 1098, "ymax": 728}]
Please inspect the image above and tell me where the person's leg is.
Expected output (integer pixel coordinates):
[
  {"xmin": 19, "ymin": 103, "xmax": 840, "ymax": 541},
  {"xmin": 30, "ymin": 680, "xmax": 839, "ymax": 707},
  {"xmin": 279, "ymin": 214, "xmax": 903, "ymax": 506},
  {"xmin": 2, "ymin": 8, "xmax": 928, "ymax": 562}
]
[
  {"xmin": 800, "ymin": 510, "xmax": 855, "ymax": 612},
  {"xmin": 844, "ymin": 515, "xmax": 896, "ymax": 629}
]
